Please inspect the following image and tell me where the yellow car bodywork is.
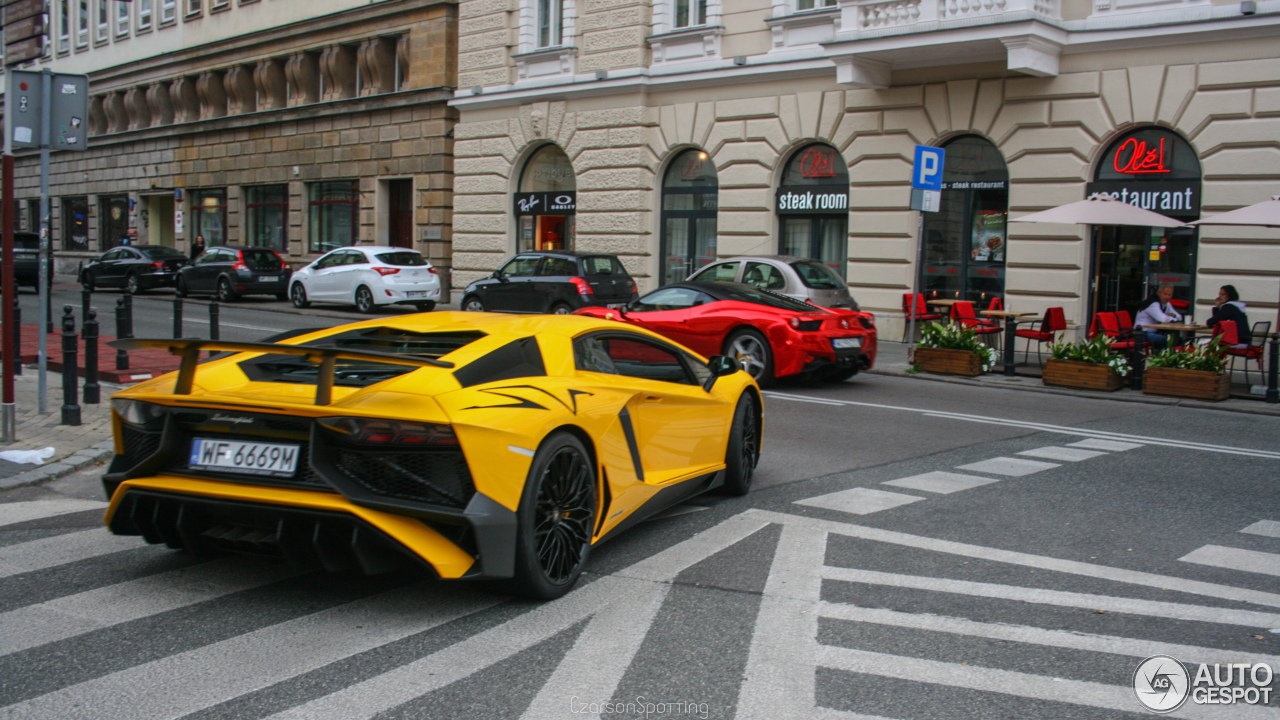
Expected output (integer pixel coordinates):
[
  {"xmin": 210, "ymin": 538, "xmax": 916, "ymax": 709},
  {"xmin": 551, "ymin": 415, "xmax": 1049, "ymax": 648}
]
[{"xmin": 103, "ymin": 312, "xmax": 760, "ymax": 584}]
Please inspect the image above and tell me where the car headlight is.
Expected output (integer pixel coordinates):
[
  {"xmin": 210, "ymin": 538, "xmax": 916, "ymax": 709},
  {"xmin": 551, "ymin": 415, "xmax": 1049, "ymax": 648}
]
[{"xmin": 111, "ymin": 399, "xmax": 167, "ymax": 426}]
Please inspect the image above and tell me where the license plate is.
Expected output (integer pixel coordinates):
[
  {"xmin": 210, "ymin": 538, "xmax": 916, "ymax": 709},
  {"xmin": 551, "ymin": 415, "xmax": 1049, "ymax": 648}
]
[
  {"xmin": 406, "ymin": 291, "xmax": 427, "ymax": 298},
  {"xmin": 833, "ymin": 337, "xmax": 862, "ymax": 349},
  {"xmin": 607, "ymin": 303, "xmax": 628, "ymax": 309},
  {"xmin": 189, "ymin": 438, "xmax": 300, "ymax": 477},
  {"xmin": 257, "ymin": 276, "xmax": 278, "ymax": 283}
]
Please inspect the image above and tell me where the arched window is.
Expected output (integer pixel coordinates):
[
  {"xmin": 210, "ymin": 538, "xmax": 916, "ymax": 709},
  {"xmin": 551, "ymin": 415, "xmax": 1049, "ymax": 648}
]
[
  {"xmin": 918, "ymin": 136, "xmax": 1009, "ymax": 305},
  {"xmin": 776, "ymin": 143, "xmax": 849, "ymax": 279},
  {"xmin": 660, "ymin": 149, "xmax": 718, "ymax": 285},
  {"xmin": 515, "ymin": 145, "xmax": 576, "ymax": 252},
  {"xmin": 1087, "ymin": 127, "xmax": 1201, "ymax": 317}
]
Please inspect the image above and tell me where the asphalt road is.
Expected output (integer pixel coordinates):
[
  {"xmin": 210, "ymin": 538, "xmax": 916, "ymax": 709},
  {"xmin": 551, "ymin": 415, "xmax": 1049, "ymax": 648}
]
[{"xmin": 2, "ymin": 373, "xmax": 1277, "ymax": 719}]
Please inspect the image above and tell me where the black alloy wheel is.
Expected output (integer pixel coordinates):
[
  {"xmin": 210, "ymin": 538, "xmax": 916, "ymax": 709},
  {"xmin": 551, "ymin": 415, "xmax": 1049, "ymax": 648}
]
[
  {"xmin": 290, "ymin": 283, "xmax": 310, "ymax": 308},
  {"xmin": 510, "ymin": 431, "xmax": 597, "ymax": 599},
  {"xmin": 355, "ymin": 286, "xmax": 376, "ymax": 314},
  {"xmin": 125, "ymin": 273, "xmax": 142, "ymax": 295},
  {"xmin": 719, "ymin": 392, "xmax": 760, "ymax": 496},
  {"xmin": 550, "ymin": 303, "xmax": 573, "ymax": 315},
  {"xmin": 217, "ymin": 277, "xmax": 238, "ymax": 303},
  {"xmin": 462, "ymin": 296, "xmax": 485, "ymax": 312}
]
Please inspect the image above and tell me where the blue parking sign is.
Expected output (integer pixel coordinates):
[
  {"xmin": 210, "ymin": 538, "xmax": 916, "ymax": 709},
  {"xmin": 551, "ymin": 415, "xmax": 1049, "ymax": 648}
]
[{"xmin": 912, "ymin": 145, "xmax": 945, "ymax": 192}]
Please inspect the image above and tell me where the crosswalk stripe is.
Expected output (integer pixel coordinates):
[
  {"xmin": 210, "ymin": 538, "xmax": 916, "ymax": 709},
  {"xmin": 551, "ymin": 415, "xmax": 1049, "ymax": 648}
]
[
  {"xmin": 794, "ymin": 488, "xmax": 924, "ymax": 515},
  {"xmin": 1241, "ymin": 520, "xmax": 1280, "ymax": 539},
  {"xmin": 0, "ymin": 529, "xmax": 144, "ymax": 579},
  {"xmin": 0, "ymin": 500, "xmax": 108, "ymax": 528},
  {"xmin": 954, "ymin": 457, "xmax": 1059, "ymax": 477},
  {"xmin": 2, "ymin": 583, "xmax": 499, "ymax": 720},
  {"xmin": 1017, "ymin": 446, "xmax": 1108, "ymax": 462},
  {"xmin": 1180, "ymin": 545, "xmax": 1280, "ymax": 578},
  {"xmin": 881, "ymin": 471, "xmax": 1000, "ymax": 495},
  {"xmin": 0, "ymin": 557, "xmax": 298, "ymax": 656},
  {"xmin": 821, "ymin": 566, "xmax": 1280, "ymax": 628},
  {"xmin": 817, "ymin": 602, "xmax": 1280, "ymax": 668}
]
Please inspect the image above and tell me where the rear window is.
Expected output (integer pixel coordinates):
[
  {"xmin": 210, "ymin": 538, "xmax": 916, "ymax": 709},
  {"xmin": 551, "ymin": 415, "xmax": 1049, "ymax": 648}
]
[
  {"xmin": 791, "ymin": 260, "xmax": 844, "ymax": 290},
  {"xmin": 374, "ymin": 251, "xmax": 428, "ymax": 267},
  {"xmin": 138, "ymin": 246, "xmax": 187, "ymax": 259},
  {"xmin": 242, "ymin": 249, "xmax": 283, "ymax": 271},
  {"xmin": 582, "ymin": 256, "xmax": 627, "ymax": 277},
  {"xmin": 13, "ymin": 234, "xmax": 39, "ymax": 250}
]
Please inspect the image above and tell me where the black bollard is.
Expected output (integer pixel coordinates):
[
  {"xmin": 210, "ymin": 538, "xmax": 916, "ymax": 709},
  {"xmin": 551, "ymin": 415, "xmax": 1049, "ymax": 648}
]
[
  {"xmin": 122, "ymin": 292, "xmax": 133, "ymax": 338},
  {"xmin": 115, "ymin": 297, "xmax": 130, "ymax": 371},
  {"xmin": 60, "ymin": 306, "xmax": 81, "ymax": 426},
  {"xmin": 1128, "ymin": 329, "xmax": 1145, "ymax": 391},
  {"xmin": 83, "ymin": 309, "xmax": 100, "ymax": 404},
  {"xmin": 208, "ymin": 300, "xmax": 220, "ymax": 357},
  {"xmin": 1267, "ymin": 333, "xmax": 1279, "ymax": 405},
  {"xmin": 1003, "ymin": 318, "xmax": 1017, "ymax": 377},
  {"xmin": 12, "ymin": 297, "xmax": 21, "ymax": 376},
  {"xmin": 173, "ymin": 296, "xmax": 184, "ymax": 339},
  {"xmin": 81, "ymin": 288, "xmax": 91, "ymax": 327}
]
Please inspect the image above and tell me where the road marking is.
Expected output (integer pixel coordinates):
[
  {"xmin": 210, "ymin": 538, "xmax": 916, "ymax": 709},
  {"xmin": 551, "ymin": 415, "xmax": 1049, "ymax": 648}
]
[
  {"xmin": 764, "ymin": 391, "xmax": 1279, "ymax": 459},
  {"xmin": 0, "ymin": 557, "xmax": 300, "ymax": 656},
  {"xmin": 1018, "ymin": 446, "xmax": 1108, "ymax": 462},
  {"xmin": 0, "ymin": 528, "xmax": 143, "ymax": 578},
  {"xmin": 1180, "ymin": 545, "xmax": 1280, "ymax": 579},
  {"xmin": 794, "ymin": 487, "xmax": 924, "ymax": 516},
  {"xmin": 954, "ymin": 457, "xmax": 1059, "ymax": 477},
  {"xmin": 1069, "ymin": 439, "xmax": 1144, "ymax": 452},
  {"xmin": 0, "ymin": 500, "xmax": 108, "ymax": 528},
  {"xmin": 881, "ymin": 471, "xmax": 1001, "ymax": 495},
  {"xmin": 178, "ymin": 318, "xmax": 286, "ymax": 332},
  {"xmin": 1242, "ymin": 520, "xmax": 1280, "ymax": 539}
]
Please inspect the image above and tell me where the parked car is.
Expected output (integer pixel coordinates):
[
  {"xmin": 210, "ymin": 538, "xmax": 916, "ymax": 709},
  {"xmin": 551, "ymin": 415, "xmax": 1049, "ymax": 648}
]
[
  {"xmin": 9, "ymin": 231, "xmax": 53, "ymax": 289},
  {"xmin": 176, "ymin": 245, "xmax": 291, "ymax": 302},
  {"xmin": 288, "ymin": 246, "xmax": 442, "ymax": 313},
  {"xmin": 79, "ymin": 244, "xmax": 189, "ymax": 294},
  {"xmin": 576, "ymin": 281, "xmax": 876, "ymax": 384},
  {"xmin": 460, "ymin": 251, "xmax": 638, "ymax": 314},
  {"xmin": 104, "ymin": 312, "xmax": 759, "ymax": 599},
  {"xmin": 686, "ymin": 255, "xmax": 858, "ymax": 310}
]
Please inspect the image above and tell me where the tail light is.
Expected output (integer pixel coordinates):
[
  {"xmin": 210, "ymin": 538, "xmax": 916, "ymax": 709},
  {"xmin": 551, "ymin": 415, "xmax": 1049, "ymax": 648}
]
[
  {"xmin": 316, "ymin": 417, "xmax": 458, "ymax": 445},
  {"xmin": 428, "ymin": 267, "xmax": 438, "ymax": 274},
  {"xmin": 150, "ymin": 262, "xmax": 165, "ymax": 270},
  {"xmin": 789, "ymin": 317, "xmax": 822, "ymax": 331},
  {"xmin": 281, "ymin": 259, "xmax": 291, "ymax": 271},
  {"xmin": 373, "ymin": 267, "xmax": 400, "ymax": 277},
  {"xmin": 231, "ymin": 250, "xmax": 247, "ymax": 271},
  {"xmin": 570, "ymin": 277, "xmax": 593, "ymax": 295},
  {"xmin": 629, "ymin": 279, "xmax": 638, "ymax": 295}
]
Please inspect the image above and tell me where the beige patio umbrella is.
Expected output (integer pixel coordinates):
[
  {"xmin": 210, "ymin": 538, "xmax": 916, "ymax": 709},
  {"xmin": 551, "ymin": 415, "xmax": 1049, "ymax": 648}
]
[
  {"xmin": 1009, "ymin": 192, "xmax": 1186, "ymax": 227},
  {"xmin": 1189, "ymin": 195, "xmax": 1280, "ymax": 330}
]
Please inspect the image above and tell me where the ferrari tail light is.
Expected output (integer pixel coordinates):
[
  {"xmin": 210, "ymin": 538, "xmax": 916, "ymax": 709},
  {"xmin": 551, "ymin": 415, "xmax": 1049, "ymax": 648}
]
[
  {"xmin": 232, "ymin": 250, "xmax": 248, "ymax": 272},
  {"xmin": 789, "ymin": 316, "xmax": 823, "ymax": 331},
  {"xmin": 373, "ymin": 267, "xmax": 400, "ymax": 276},
  {"xmin": 317, "ymin": 417, "xmax": 458, "ymax": 445},
  {"xmin": 570, "ymin": 277, "xmax": 593, "ymax": 295}
]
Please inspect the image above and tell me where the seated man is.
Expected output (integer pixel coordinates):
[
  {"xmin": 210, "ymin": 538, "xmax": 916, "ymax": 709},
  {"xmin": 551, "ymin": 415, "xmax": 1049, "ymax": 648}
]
[
  {"xmin": 1206, "ymin": 284, "xmax": 1250, "ymax": 348},
  {"xmin": 1133, "ymin": 284, "xmax": 1182, "ymax": 351}
]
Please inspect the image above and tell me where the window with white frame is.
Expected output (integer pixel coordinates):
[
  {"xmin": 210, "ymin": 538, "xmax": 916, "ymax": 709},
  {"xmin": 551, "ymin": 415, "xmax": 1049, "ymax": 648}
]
[
  {"xmin": 537, "ymin": 0, "xmax": 563, "ymax": 47},
  {"xmin": 59, "ymin": 0, "xmax": 70, "ymax": 50},
  {"xmin": 76, "ymin": 0, "xmax": 88, "ymax": 46},
  {"xmin": 796, "ymin": 0, "xmax": 835, "ymax": 8},
  {"xmin": 96, "ymin": 0, "xmax": 108, "ymax": 41},
  {"xmin": 674, "ymin": 0, "xmax": 707, "ymax": 27},
  {"xmin": 138, "ymin": 0, "xmax": 152, "ymax": 29},
  {"xmin": 211, "ymin": 0, "xmax": 228, "ymax": 9},
  {"xmin": 116, "ymin": 0, "xmax": 130, "ymax": 36},
  {"xmin": 161, "ymin": 0, "xmax": 176, "ymax": 23},
  {"xmin": 186, "ymin": 0, "xmax": 201, "ymax": 15}
]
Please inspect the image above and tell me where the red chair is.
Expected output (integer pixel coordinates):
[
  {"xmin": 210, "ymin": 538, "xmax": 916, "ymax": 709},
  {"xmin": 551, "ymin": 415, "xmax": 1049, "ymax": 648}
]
[
  {"xmin": 1115, "ymin": 310, "xmax": 1133, "ymax": 332},
  {"xmin": 952, "ymin": 301, "xmax": 1002, "ymax": 347},
  {"xmin": 1227, "ymin": 321, "xmax": 1270, "ymax": 385},
  {"xmin": 902, "ymin": 293, "xmax": 942, "ymax": 341},
  {"xmin": 1015, "ymin": 307, "xmax": 1066, "ymax": 365},
  {"xmin": 1087, "ymin": 312, "xmax": 1113, "ymax": 339},
  {"xmin": 1098, "ymin": 311, "xmax": 1152, "ymax": 352},
  {"xmin": 987, "ymin": 296, "xmax": 1003, "ymax": 312}
]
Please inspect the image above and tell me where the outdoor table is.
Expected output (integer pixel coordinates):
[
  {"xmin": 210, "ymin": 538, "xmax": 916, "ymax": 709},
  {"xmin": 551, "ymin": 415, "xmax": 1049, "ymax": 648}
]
[
  {"xmin": 1140, "ymin": 322, "xmax": 1210, "ymax": 348},
  {"xmin": 988, "ymin": 311, "xmax": 1039, "ymax": 377}
]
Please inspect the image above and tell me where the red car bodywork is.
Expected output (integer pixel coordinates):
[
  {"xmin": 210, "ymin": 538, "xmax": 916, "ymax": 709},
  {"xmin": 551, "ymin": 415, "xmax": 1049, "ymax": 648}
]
[{"xmin": 575, "ymin": 291, "xmax": 877, "ymax": 380}]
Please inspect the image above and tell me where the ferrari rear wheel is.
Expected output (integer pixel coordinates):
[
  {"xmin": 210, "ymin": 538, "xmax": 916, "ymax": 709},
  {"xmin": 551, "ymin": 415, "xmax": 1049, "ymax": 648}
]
[
  {"xmin": 725, "ymin": 328, "xmax": 773, "ymax": 386},
  {"xmin": 719, "ymin": 392, "xmax": 760, "ymax": 496},
  {"xmin": 510, "ymin": 431, "xmax": 597, "ymax": 600}
]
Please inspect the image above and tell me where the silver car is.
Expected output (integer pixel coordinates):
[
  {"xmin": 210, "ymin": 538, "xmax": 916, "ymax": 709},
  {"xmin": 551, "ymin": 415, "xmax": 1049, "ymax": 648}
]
[{"xmin": 686, "ymin": 255, "xmax": 858, "ymax": 310}]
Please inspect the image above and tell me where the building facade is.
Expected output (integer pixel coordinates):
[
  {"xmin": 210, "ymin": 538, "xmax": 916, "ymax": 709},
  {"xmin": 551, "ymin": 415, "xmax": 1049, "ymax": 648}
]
[
  {"xmin": 4, "ymin": 0, "xmax": 458, "ymax": 294},
  {"xmin": 451, "ymin": 0, "xmax": 1280, "ymax": 336}
]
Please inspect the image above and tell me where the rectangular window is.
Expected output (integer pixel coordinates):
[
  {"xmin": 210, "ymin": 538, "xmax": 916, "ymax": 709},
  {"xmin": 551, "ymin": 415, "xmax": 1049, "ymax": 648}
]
[
  {"xmin": 191, "ymin": 189, "xmax": 227, "ymax": 246},
  {"xmin": 99, "ymin": 196, "xmax": 130, "ymax": 250},
  {"xmin": 138, "ymin": 0, "xmax": 152, "ymax": 29},
  {"xmin": 186, "ymin": 0, "xmax": 201, "ymax": 15},
  {"xmin": 674, "ymin": 0, "xmax": 707, "ymax": 27},
  {"xmin": 796, "ymin": 0, "xmax": 835, "ymax": 8},
  {"xmin": 59, "ymin": 0, "xmax": 70, "ymax": 50},
  {"xmin": 246, "ymin": 185, "xmax": 289, "ymax": 252},
  {"xmin": 536, "ymin": 0, "xmax": 562, "ymax": 48},
  {"xmin": 116, "ymin": 0, "xmax": 130, "ymax": 36},
  {"xmin": 96, "ymin": 0, "xmax": 108, "ymax": 41},
  {"xmin": 62, "ymin": 196, "xmax": 89, "ymax": 251},
  {"xmin": 161, "ymin": 0, "xmax": 176, "ymax": 22},
  {"xmin": 308, "ymin": 181, "xmax": 359, "ymax": 254},
  {"xmin": 76, "ymin": 0, "xmax": 88, "ymax": 46},
  {"xmin": 211, "ymin": 0, "xmax": 228, "ymax": 8}
]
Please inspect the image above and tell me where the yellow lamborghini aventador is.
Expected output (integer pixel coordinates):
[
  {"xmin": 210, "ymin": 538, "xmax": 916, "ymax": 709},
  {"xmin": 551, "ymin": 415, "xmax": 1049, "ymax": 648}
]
[{"xmin": 103, "ymin": 312, "xmax": 761, "ymax": 599}]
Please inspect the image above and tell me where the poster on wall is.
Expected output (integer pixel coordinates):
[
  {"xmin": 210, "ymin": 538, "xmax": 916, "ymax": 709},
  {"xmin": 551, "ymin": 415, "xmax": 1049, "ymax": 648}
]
[{"xmin": 970, "ymin": 211, "xmax": 1006, "ymax": 263}]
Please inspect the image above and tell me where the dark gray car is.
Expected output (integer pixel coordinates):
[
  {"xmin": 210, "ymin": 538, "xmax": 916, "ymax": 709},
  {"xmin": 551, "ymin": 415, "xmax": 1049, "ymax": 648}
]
[
  {"xmin": 460, "ymin": 251, "xmax": 637, "ymax": 314},
  {"xmin": 176, "ymin": 245, "xmax": 292, "ymax": 302},
  {"xmin": 687, "ymin": 255, "xmax": 858, "ymax": 310}
]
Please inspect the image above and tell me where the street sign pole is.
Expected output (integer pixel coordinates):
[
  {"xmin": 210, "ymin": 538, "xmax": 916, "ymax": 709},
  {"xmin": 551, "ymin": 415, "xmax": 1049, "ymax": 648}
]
[
  {"xmin": 37, "ymin": 69, "xmax": 52, "ymax": 413},
  {"xmin": 1, "ymin": 143, "xmax": 13, "ymax": 442},
  {"xmin": 908, "ymin": 145, "xmax": 945, "ymax": 354}
]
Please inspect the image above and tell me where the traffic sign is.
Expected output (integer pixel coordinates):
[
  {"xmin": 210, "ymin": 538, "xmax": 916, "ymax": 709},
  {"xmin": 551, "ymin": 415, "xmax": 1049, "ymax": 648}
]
[
  {"xmin": 4, "ymin": 70, "xmax": 89, "ymax": 151},
  {"xmin": 912, "ymin": 145, "xmax": 945, "ymax": 192}
]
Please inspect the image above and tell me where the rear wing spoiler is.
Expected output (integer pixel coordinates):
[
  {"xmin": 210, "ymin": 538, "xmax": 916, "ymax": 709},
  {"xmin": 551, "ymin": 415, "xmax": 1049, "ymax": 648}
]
[{"xmin": 108, "ymin": 338, "xmax": 454, "ymax": 406}]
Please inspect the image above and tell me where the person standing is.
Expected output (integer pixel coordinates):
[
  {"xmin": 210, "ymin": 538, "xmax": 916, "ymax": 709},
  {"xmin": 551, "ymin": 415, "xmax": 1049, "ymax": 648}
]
[
  {"xmin": 1206, "ymin": 284, "xmax": 1250, "ymax": 348},
  {"xmin": 190, "ymin": 234, "xmax": 206, "ymax": 261},
  {"xmin": 1133, "ymin": 283, "xmax": 1182, "ymax": 351}
]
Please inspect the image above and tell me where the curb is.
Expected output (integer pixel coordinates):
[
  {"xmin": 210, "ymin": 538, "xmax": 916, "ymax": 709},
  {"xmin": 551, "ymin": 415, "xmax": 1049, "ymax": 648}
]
[{"xmin": 0, "ymin": 441, "xmax": 115, "ymax": 491}]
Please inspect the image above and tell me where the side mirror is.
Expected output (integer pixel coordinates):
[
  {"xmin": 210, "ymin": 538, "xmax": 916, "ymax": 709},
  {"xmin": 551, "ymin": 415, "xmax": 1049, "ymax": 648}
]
[
  {"xmin": 703, "ymin": 355, "xmax": 740, "ymax": 392},
  {"xmin": 492, "ymin": 270, "xmax": 508, "ymax": 282}
]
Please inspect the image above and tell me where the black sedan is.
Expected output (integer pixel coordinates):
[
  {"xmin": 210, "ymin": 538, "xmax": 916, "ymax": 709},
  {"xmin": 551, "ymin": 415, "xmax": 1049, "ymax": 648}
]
[
  {"xmin": 176, "ymin": 245, "xmax": 292, "ymax": 302},
  {"xmin": 80, "ymin": 245, "xmax": 189, "ymax": 294},
  {"xmin": 9, "ymin": 231, "xmax": 54, "ymax": 289}
]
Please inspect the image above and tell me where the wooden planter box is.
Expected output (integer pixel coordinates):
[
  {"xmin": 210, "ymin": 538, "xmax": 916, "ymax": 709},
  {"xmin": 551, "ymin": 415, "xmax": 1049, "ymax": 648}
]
[
  {"xmin": 1043, "ymin": 359, "xmax": 1123, "ymax": 392},
  {"xmin": 915, "ymin": 347, "xmax": 984, "ymax": 377},
  {"xmin": 1143, "ymin": 366, "xmax": 1230, "ymax": 402}
]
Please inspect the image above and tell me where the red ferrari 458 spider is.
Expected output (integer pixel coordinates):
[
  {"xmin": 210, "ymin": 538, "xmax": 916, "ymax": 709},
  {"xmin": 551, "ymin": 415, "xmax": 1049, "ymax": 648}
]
[{"xmin": 575, "ymin": 281, "xmax": 876, "ymax": 384}]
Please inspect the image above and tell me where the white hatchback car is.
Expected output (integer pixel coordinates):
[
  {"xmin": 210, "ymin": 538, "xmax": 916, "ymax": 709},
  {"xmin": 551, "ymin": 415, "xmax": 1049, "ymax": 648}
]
[{"xmin": 289, "ymin": 246, "xmax": 442, "ymax": 313}]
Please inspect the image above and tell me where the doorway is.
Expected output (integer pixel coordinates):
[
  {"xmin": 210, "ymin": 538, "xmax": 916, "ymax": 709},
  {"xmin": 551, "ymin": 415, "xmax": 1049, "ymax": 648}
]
[
  {"xmin": 1091, "ymin": 225, "xmax": 1197, "ymax": 318},
  {"xmin": 388, "ymin": 179, "xmax": 413, "ymax": 248}
]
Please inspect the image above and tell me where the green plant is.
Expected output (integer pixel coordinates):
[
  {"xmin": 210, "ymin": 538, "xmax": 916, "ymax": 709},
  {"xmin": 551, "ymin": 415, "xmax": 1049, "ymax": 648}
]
[
  {"xmin": 1146, "ymin": 337, "xmax": 1227, "ymax": 374},
  {"xmin": 918, "ymin": 322, "xmax": 1000, "ymax": 372},
  {"xmin": 1048, "ymin": 334, "xmax": 1132, "ymax": 377}
]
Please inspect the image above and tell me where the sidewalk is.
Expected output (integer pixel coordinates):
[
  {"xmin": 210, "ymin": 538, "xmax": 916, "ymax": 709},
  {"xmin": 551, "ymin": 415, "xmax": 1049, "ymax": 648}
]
[{"xmin": 0, "ymin": 369, "xmax": 119, "ymax": 490}]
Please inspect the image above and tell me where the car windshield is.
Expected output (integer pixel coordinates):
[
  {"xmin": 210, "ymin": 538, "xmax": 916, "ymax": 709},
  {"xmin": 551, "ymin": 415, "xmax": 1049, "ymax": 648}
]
[
  {"xmin": 13, "ymin": 234, "xmax": 39, "ymax": 250},
  {"xmin": 242, "ymin": 249, "xmax": 282, "ymax": 271},
  {"xmin": 712, "ymin": 283, "xmax": 818, "ymax": 312},
  {"xmin": 238, "ymin": 328, "xmax": 485, "ymax": 388},
  {"xmin": 791, "ymin": 260, "xmax": 844, "ymax": 289},
  {"xmin": 582, "ymin": 256, "xmax": 628, "ymax": 277},
  {"xmin": 138, "ymin": 246, "xmax": 187, "ymax": 259},
  {"xmin": 374, "ymin": 251, "xmax": 428, "ymax": 267}
]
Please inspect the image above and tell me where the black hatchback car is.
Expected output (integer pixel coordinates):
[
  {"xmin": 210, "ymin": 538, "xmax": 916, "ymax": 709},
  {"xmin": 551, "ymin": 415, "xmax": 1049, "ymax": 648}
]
[
  {"xmin": 80, "ymin": 245, "xmax": 189, "ymax": 294},
  {"xmin": 10, "ymin": 231, "xmax": 54, "ymax": 289},
  {"xmin": 176, "ymin": 245, "xmax": 292, "ymax": 302},
  {"xmin": 459, "ymin": 251, "xmax": 637, "ymax": 314}
]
